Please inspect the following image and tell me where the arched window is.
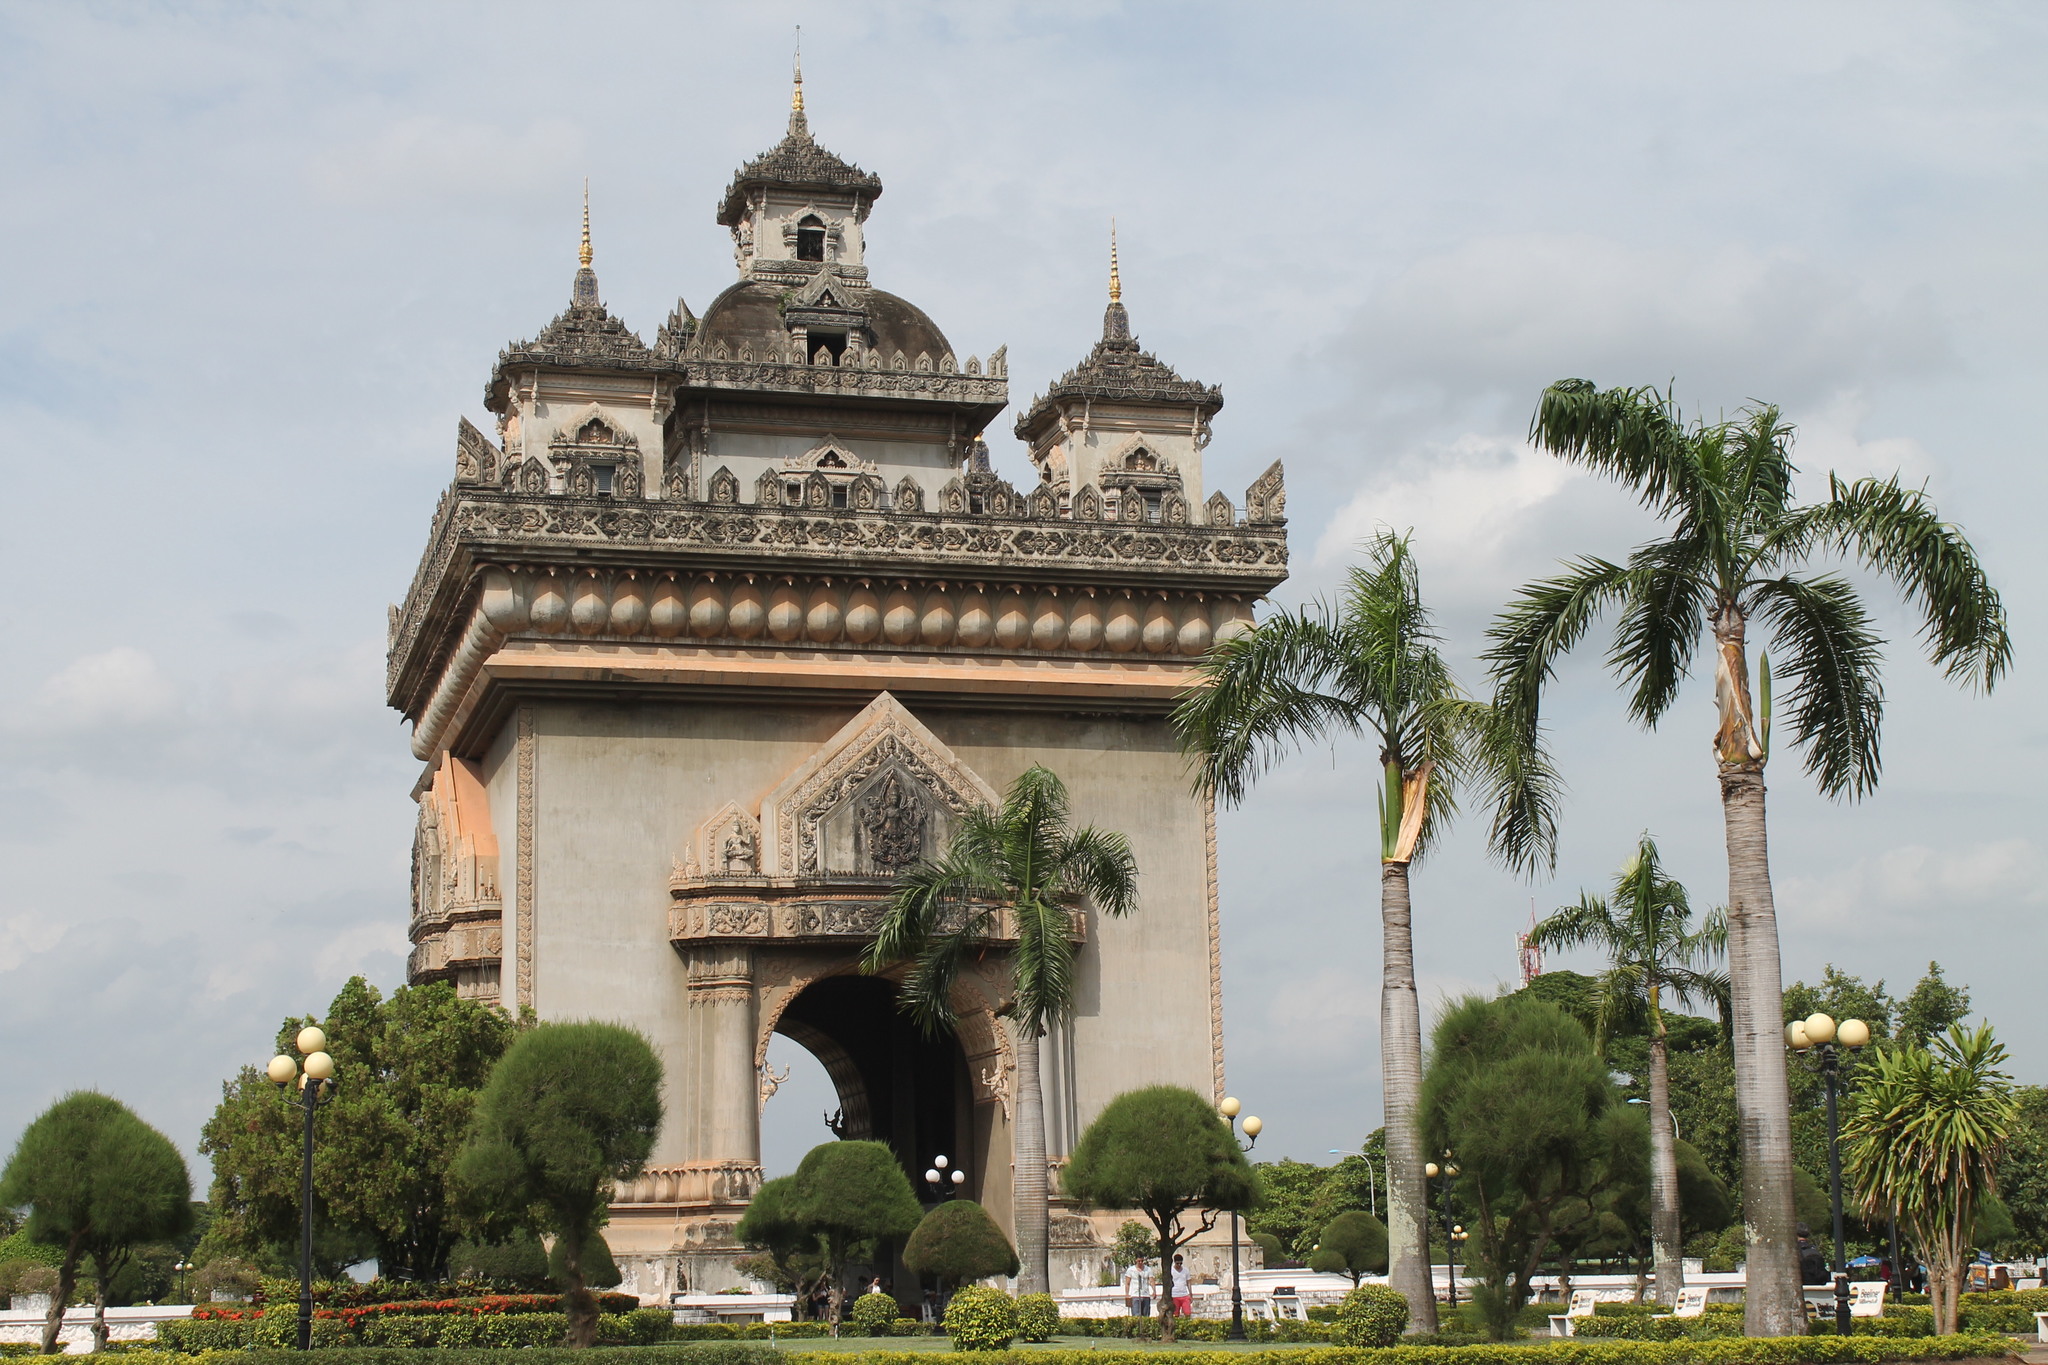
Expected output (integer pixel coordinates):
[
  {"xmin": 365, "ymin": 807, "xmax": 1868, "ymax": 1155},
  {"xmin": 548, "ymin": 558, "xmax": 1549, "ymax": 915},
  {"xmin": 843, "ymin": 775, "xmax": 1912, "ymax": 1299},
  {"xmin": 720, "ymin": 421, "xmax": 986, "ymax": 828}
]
[{"xmin": 796, "ymin": 215, "xmax": 827, "ymax": 262}]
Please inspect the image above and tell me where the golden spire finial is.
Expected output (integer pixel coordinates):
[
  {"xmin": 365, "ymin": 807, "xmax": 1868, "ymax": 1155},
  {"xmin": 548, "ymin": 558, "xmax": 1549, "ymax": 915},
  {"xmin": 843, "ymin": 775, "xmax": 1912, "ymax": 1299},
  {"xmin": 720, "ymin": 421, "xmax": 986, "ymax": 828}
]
[
  {"xmin": 792, "ymin": 27, "xmax": 804, "ymax": 112},
  {"xmin": 579, "ymin": 179, "xmax": 593, "ymax": 269},
  {"xmin": 1109, "ymin": 219, "xmax": 1122, "ymax": 304}
]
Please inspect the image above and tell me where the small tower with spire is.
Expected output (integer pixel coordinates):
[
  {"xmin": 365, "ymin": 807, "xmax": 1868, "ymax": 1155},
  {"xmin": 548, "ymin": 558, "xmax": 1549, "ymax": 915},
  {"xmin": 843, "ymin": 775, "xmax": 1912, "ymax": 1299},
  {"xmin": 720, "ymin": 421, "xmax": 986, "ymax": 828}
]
[{"xmin": 1014, "ymin": 227, "xmax": 1226, "ymax": 523}]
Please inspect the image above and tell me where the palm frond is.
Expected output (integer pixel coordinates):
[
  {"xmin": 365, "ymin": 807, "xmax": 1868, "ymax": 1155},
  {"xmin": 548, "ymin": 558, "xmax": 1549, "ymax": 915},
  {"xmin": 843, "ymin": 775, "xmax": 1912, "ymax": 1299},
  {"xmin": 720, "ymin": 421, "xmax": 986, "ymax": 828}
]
[
  {"xmin": 1527, "ymin": 893, "xmax": 1621, "ymax": 955},
  {"xmin": 1529, "ymin": 379, "xmax": 1707, "ymax": 518},
  {"xmin": 1748, "ymin": 573, "xmax": 1886, "ymax": 799},
  {"xmin": 1172, "ymin": 608, "xmax": 1372, "ymax": 805},
  {"xmin": 1609, "ymin": 538, "xmax": 1712, "ymax": 726},
  {"xmin": 1484, "ymin": 555, "xmax": 1633, "ymax": 730},
  {"xmin": 1056, "ymin": 825, "xmax": 1140, "ymax": 920},
  {"xmin": 1009, "ymin": 893, "xmax": 1078, "ymax": 1036},
  {"xmin": 1720, "ymin": 403, "xmax": 1800, "ymax": 535},
  {"xmin": 1811, "ymin": 474, "xmax": 2011, "ymax": 692},
  {"xmin": 1455, "ymin": 698, "xmax": 1564, "ymax": 876}
]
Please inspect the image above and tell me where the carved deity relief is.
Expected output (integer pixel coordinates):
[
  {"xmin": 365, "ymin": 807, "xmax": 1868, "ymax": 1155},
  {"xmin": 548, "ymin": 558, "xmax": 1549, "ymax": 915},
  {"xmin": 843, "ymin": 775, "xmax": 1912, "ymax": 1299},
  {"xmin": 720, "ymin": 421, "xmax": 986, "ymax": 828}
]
[
  {"xmin": 856, "ymin": 771, "xmax": 927, "ymax": 873},
  {"xmin": 720, "ymin": 822, "xmax": 758, "ymax": 875}
]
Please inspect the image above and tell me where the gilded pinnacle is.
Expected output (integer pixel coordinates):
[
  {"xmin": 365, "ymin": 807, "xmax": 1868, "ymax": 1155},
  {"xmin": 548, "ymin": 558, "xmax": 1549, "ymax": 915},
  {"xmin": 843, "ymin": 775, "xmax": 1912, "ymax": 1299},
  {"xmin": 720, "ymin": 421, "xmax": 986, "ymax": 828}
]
[
  {"xmin": 792, "ymin": 27, "xmax": 804, "ymax": 112},
  {"xmin": 1109, "ymin": 219, "xmax": 1122, "ymax": 304},
  {"xmin": 579, "ymin": 180, "xmax": 593, "ymax": 269}
]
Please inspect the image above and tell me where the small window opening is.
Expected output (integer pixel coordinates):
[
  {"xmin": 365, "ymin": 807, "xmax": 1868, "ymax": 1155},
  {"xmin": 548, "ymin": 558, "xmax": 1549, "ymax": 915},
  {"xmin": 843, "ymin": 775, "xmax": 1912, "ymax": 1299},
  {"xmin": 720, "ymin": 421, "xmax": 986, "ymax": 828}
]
[
  {"xmin": 812, "ymin": 330, "xmax": 847, "ymax": 363},
  {"xmin": 593, "ymin": 466, "xmax": 616, "ymax": 496},
  {"xmin": 786, "ymin": 481, "xmax": 803, "ymax": 503},
  {"xmin": 830, "ymin": 484, "xmax": 849, "ymax": 510},
  {"xmin": 1143, "ymin": 493, "xmax": 1162, "ymax": 523},
  {"xmin": 796, "ymin": 215, "xmax": 826, "ymax": 262},
  {"xmin": 970, "ymin": 491, "xmax": 987, "ymax": 515}
]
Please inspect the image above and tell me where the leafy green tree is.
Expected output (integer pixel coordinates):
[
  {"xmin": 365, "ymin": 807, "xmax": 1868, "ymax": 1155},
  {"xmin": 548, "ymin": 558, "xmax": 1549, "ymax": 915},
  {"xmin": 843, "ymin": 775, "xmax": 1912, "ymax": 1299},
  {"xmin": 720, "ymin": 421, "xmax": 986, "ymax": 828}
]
[
  {"xmin": 1993, "ymin": 1087, "xmax": 2048, "ymax": 1253},
  {"xmin": 1594, "ymin": 1105, "xmax": 1732, "ymax": 1289},
  {"xmin": 781, "ymin": 1141, "xmax": 923, "ymax": 1327},
  {"xmin": 201, "ymin": 977, "xmax": 520, "ymax": 1279},
  {"xmin": 903, "ymin": 1200, "xmax": 1018, "ymax": 1296},
  {"xmin": 1308, "ymin": 1210, "xmax": 1387, "ymax": 1284},
  {"xmin": 1110, "ymin": 1219, "xmax": 1158, "ymax": 1270},
  {"xmin": 1897, "ymin": 963, "xmax": 1971, "ymax": 1049},
  {"xmin": 1244, "ymin": 1160, "xmax": 1327, "ymax": 1254},
  {"xmin": 454, "ymin": 1021, "xmax": 662, "ymax": 1347},
  {"xmin": 450, "ymin": 1230, "xmax": 550, "ymax": 1289},
  {"xmin": 1175, "ymin": 532, "xmax": 1559, "ymax": 1332},
  {"xmin": 1061, "ymin": 1086, "xmax": 1258, "ymax": 1343},
  {"xmin": 547, "ymin": 1231, "xmax": 620, "ymax": 1289},
  {"xmin": 1421, "ymin": 994, "xmax": 1611, "ymax": 1338},
  {"xmin": 1528, "ymin": 834, "xmax": 1725, "ymax": 1305},
  {"xmin": 1843, "ymin": 1024, "xmax": 2018, "ymax": 1334},
  {"xmin": 734, "ymin": 1176, "xmax": 828, "ymax": 1312},
  {"xmin": 0, "ymin": 1094, "xmax": 192, "ymax": 1354},
  {"xmin": 1782, "ymin": 966, "xmax": 1896, "ymax": 1205},
  {"xmin": 1249, "ymin": 1231, "xmax": 1285, "ymax": 1268},
  {"xmin": 1487, "ymin": 380, "xmax": 2010, "ymax": 1335},
  {"xmin": 864, "ymin": 763, "xmax": 1138, "ymax": 1296}
]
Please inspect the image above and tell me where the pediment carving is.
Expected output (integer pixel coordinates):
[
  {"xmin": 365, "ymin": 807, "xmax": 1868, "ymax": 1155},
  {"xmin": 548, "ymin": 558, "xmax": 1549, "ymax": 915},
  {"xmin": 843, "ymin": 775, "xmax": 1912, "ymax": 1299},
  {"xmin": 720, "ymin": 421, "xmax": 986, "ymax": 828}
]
[{"xmin": 761, "ymin": 692, "xmax": 999, "ymax": 877}]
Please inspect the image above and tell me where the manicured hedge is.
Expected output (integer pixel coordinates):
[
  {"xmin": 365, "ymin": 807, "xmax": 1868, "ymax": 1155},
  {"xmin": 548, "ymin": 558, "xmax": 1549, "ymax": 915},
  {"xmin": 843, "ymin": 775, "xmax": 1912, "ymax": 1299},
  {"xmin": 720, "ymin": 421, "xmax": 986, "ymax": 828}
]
[
  {"xmin": 1056, "ymin": 1315, "xmax": 1333, "ymax": 1341},
  {"xmin": 82, "ymin": 1335, "xmax": 2031, "ymax": 1365}
]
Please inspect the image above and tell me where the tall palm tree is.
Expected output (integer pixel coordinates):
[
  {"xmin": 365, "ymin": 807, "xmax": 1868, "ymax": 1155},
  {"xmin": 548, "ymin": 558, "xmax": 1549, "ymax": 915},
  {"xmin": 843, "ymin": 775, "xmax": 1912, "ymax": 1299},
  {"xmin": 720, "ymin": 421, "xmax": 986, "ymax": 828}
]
[
  {"xmin": 1843, "ymin": 1024, "xmax": 2018, "ymax": 1334},
  {"xmin": 1487, "ymin": 379, "xmax": 2011, "ymax": 1334},
  {"xmin": 862, "ymin": 763, "xmax": 1139, "ymax": 1296},
  {"xmin": 1173, "ymin": 531, "xmax": 1559, "ymax": 1333},
  {"xmin": 1528, "ymin": 833, "xmax": 1726, "ymax": 1306}
]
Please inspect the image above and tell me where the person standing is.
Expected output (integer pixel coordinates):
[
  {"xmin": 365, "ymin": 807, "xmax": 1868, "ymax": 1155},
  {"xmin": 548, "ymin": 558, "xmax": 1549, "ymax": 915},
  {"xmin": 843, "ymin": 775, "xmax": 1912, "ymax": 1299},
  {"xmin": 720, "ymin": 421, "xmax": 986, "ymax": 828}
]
[
  {"xmin": 1122, "ymin": 1256, "xmax": 1153, "ymax": 1319},
  {"xmin": 1170, "ymin": 1254, "xmax": 1193, "ymax": 1320}
]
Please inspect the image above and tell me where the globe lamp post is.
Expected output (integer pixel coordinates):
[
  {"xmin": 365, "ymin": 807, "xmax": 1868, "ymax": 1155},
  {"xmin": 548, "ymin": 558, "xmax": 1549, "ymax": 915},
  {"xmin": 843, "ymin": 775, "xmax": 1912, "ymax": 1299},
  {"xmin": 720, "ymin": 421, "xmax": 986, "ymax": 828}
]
[
  {"xmin": 1425, "ymin": 1158, "xmax": 1461, "ymax": 1307},
  {"xmin": 1219, "ymin": 1098, "xmax": 1261, "ymax": 1341},
  {"xmin": 269, "ymin": 1025, "xmax": 339, "ymax": 1351},
  {"xmin": 923, "ymin": 1153, "xmax": 966, "ymax": 1201},
  {"xmin": 1788, "ymin": 1012, "xmax": 1870, "ymax": 1335}
]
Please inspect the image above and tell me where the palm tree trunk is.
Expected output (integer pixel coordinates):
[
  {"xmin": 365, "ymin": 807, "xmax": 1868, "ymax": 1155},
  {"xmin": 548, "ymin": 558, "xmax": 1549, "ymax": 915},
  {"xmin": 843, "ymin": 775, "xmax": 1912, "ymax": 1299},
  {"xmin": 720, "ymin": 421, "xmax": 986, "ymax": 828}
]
[
  {"xmin": 1012, "ymin": 1016, "xmax": 1050, "ymax": 1294},
  {"xmin": 1381, "ymin": 861, "xmax": 1438, "ymax": 1334},
  {"xmin": 1720, "ymin": 759, "xmax": 1802, "ymax": 1336},
  {"xmin": 1648, "ymin": 1030, "xmax": 1683, "ymax": 1306}
]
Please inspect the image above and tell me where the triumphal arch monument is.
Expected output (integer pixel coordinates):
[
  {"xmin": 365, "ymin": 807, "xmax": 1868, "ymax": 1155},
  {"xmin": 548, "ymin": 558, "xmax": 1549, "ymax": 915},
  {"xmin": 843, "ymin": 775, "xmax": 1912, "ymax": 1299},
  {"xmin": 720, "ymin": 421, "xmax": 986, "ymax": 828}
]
[{"xmin": 387, "ymin": 75, "xmax": 1289, "ymax": 1296}]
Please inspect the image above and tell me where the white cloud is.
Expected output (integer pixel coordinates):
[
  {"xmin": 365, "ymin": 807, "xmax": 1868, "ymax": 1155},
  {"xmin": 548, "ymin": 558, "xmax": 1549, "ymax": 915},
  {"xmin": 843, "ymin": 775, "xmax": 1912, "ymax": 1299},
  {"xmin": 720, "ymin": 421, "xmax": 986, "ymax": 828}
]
[
  {"xmin": 1782, "ymin": 838, "xmax": 2048, "ymax": 931},
  {"xmin": 24, "ymin": 647, "xmax": 178, "ymax": 733},
  {"xmin": 0, "ymin": 914, "xmax": 65, "ymax": 972},
  {"xmin": 307, "ymin": 117, "xmax": 585, "ymax": 206}
]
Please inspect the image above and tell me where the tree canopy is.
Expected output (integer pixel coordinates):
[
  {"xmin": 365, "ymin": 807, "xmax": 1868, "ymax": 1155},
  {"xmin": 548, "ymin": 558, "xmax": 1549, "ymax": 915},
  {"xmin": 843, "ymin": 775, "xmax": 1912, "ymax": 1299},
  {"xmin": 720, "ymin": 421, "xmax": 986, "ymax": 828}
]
[
  {"xmin": 774, "ymin": 1142, "xmax": 923, "ymax": 1324},
  {"xmin": 455, "ymin": 1020, "xmax": 662, "ymax": 1346},
  {"xmin": 1062, "ymin": 1086, "xmax": 1258, "ymax": 1341},
  {"xmin": 903, "ymin": 1200, "xmax": 1018, "ymax": 1286},
  {"xmin": 0, "ymin": 1092, "xmax": 191, "ymax": 1354},
  {"xmin": 200, "ymin": 977, "xmax": 521, "ymax": 1280},
  {"xmin": 1308, "ymin": 1210, "xmax": 1387, "ymax": 1284}
]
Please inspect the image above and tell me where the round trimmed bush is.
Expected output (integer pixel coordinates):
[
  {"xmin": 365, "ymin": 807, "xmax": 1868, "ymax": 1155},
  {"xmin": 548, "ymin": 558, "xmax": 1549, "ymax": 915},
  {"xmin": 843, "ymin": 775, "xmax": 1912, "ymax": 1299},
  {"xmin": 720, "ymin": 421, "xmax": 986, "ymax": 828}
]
[
  {"xmin": 943, "ymin": 1283, "xmax": 1018, "ymax": 1351},
  {"xmin": 1015, "ymin": 1291, "xmax": 1058, "ymax": 1342},
  {"xmin": 1331, "ymin": 1283, "xmax": 1409, "ymax": 1347},
  {"xmin": 850, "ymin": 1291, "xmax": 900, "ymax": 1336}
]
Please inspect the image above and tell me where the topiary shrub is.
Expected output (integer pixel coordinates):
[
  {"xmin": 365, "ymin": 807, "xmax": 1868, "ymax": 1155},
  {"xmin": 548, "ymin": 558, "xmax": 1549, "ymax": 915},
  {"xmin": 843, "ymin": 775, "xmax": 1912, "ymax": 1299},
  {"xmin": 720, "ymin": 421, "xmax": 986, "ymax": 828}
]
[
  {"xmin": 1330, "ymin": 1282, "xmax": 1408, "ymax": 1347},
  {"xmin": 943, "ymin": 1283, "xmax": 1018, "ymax": 1351},
  {"xmin": 191, "ymin": 1258, "xmax": 263, "ymax": 1302},
  {"xmin": 1015, "ymin": 1292, "xmax": 1058, "ymax": 1342},
  {"xmin": 849, "ymin": 1291, "xmax": 900, "ymax": 1336}
]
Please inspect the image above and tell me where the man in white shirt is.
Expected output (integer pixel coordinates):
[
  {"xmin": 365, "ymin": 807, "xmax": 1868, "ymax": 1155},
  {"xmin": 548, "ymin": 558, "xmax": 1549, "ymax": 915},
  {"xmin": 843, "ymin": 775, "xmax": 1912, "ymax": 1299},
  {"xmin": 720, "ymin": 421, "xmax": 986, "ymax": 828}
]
[
  {"xmin": 1170, "ymin": 1253, "xmax": 1193, "ymax": 1319},
  {"xmin": 1121, "ymin": 1256, "xmax": 1153, "ymax": 1319}
]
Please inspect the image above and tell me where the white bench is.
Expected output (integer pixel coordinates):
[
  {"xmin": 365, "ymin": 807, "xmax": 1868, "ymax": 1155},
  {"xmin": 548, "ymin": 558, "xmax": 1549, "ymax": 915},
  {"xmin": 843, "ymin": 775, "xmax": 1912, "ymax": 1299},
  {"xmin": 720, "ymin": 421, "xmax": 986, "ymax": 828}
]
[
  {"xmin": 1850, "ymin": 1282, "xmax": 1886, "ymax": 1318},
  {"xmin": 1654, "ymin": 1285, "xmax": 1709, "ymax": 1320},
  {"xmin": 2034, "ymin": 1310, "xmax": 2048, "ymax": 1344},
  {"xmin": 1550, "ymin": 1290, "xmax": 1599, "ymax": 1337}
]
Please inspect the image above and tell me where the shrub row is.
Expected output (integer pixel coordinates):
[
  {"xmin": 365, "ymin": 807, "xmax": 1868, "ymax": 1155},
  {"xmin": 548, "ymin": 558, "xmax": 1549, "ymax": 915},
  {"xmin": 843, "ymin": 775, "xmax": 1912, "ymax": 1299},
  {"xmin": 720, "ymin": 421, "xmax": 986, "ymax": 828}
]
[
  {"xmin": 1056, "ymin": 1314, "xmax": 1334, "ymax": 1341},
  {"xmin": 53, "ymin": 1332, "xmax": 2028, "ymax": 1365},
  {"xmin": 156, "ymin": 1307, "xmax": 676, "ymax": 1352}
]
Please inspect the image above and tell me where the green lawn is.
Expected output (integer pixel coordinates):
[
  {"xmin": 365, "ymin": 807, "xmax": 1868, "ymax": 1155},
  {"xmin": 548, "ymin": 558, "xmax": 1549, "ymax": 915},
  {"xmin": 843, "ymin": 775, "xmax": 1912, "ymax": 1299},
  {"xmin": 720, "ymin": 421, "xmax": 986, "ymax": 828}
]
[{"xmin": 754, "ymin": 1336, "xmax": 1314, "ymax": 1353}]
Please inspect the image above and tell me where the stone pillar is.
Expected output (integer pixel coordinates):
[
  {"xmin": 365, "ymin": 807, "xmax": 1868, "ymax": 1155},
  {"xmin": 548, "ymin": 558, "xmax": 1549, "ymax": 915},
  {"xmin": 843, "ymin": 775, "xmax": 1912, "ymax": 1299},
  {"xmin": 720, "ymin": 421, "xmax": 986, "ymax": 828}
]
[{"xmin": 686, "ymin": 946, "xmax": 759, "ymax": 1164}]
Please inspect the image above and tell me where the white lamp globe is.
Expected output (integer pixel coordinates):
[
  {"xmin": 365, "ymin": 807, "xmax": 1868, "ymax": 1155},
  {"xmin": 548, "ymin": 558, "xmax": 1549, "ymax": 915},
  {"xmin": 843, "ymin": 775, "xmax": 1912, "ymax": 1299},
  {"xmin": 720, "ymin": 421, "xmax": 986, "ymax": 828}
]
[
  {"xmin": 1787, "ymin": 1021, "xmax": 1811, "ymax": 1049},
  {"xmin": 1219, "ymin": 1097, "xmax": 1241, "ymax": 1119},
  {"xmin": 1838, "ymin": 1018, "xmax": 1872, "ymax": 1049},
  {"xmin": 951, "ymin": 1171, "xmax": 965, "ymax": 1185},
  {"xmin": 304, "ymin": 1051, "xmax": 336, "ymax": 1081},
  {"xmin": 1242, "ymin": 1116, "xmax": 1263, "ymax": 1138},
  {"xmin": 1425, "ymin": 1162, "xmax": 1440, "ymax": 1178},
  {"xmin": 925, "ymin": 1169, "xmax": 941, "ymax": 1185},
  {"xmin": 935, "ymin": 1155, "xmax": 948, "ymax": 1169},
  {"xmin": 1804, "ymin": 1013, "xmax": 1837, "ymax": 1045},
  {"xmin": 296, "ymin": 1026, "xmax": 328, "ymax": 1056},
  {"xmin": 267, "ymin": 1055, "xmax": 298, "ymax": 1085}
]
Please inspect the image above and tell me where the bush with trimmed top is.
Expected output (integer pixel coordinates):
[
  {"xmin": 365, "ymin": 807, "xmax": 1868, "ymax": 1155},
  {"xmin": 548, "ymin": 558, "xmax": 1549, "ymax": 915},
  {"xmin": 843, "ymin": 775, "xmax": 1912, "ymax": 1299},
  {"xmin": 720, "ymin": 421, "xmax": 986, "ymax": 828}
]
[
  {"xmin": 1015, "ymin": 1292, "xmax": 1058, "ymax": 1342},
  {"xmin": 943, "ymin": 1283, "xmax": 1018, "ymax": 1351},
  {"xmin": 1330, "ymin": 1283, "xmax": 1409, "ymax": 1347},
  {"xmin": 849, "ymin": 1291, "xmax": 900, "ymax": 1336}
]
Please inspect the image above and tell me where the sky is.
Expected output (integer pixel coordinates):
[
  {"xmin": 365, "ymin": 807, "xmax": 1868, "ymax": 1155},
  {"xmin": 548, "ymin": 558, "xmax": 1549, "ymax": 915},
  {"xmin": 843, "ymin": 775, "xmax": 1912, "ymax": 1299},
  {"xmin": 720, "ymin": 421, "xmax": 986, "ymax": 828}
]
[{"xmin": 1, "ymin": 2, "xmax": 2044, "ymax": 1186}]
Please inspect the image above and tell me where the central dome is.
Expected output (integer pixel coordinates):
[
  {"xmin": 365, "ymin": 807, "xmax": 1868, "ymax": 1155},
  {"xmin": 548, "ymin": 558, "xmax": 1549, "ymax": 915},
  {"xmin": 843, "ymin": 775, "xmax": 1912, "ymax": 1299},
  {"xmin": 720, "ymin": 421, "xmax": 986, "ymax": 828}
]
[{"xmin": 695, "ymin": 280, "xmax": 953, "ymax": 367}]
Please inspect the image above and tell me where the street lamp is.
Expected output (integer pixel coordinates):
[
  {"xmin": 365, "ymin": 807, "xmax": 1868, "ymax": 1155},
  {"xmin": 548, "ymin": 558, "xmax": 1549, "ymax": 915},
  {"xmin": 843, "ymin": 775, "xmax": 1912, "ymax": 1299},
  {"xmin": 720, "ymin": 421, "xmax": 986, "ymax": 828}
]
[
  {"xmin": 174, "ymin": 1260, "xmax": 192, "ymax": 1305},
  {"xmin": 269, "ymin": 1024, "xmax": 339, "ymax": 1351},
  {"xmin": 1328, "ymin": 1149, "xmax": 1378, "ymax": 1217},
  {"xmin": 1788, "ymin": 1012, "xmax": 1871, "ymax": 1335},
  {"xmin": 923, "ymin": 1153, "xmax": 966, "ymax": 1200},
  {"xmin": 1424, "ymin": 1156, "xmax": 1461, "ymax": 1308},
  {"xmin": 1219, "ymin": 1097, "xmax": 1261, "ymax": 1342}
]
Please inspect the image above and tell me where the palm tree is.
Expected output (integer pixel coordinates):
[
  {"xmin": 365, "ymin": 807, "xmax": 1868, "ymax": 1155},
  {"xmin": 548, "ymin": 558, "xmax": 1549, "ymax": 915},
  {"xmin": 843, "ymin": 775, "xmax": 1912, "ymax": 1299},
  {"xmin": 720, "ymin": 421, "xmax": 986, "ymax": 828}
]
[
  {"xmin": 1842, "ymin": 1024, "xmax": 2018, "ymax": 1334},
  {"xmin": 1528, "ymin": 833, "xmax": 1726, "ymax": 1306},
  {"xmin": 862, "ymin": 763, "xmax": 1139, "ymax": 1296},
  {"xmin": 1173, "ymin": 531, "xmax": 1559, "ymax": 1333},
  {"xmin": 1486, "ymin": 379, "xmax": 2011, "ymax": 1334}
]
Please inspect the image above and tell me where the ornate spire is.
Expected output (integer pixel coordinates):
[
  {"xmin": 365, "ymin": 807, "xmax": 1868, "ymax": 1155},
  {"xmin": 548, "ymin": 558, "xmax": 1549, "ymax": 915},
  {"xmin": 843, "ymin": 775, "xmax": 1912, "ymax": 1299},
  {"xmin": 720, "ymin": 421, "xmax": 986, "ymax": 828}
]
[
  {"xmin": 788, "ymin": 27, "xmax": 809, "ymax": 138},
  {"xmin": 579, "ymin": 179, "xmax": 593, "ymax": 269},
  {"xmin": 572, "ymin": 180, "xmax": 599, "ymax": 307},
  {"xmin": 1109, "ymin": 219, "xmax": 1121, "ymax": 304},
  {"xmin": 1102, "ymin": 220, "xmax": 1131, "ymax": 343}
]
